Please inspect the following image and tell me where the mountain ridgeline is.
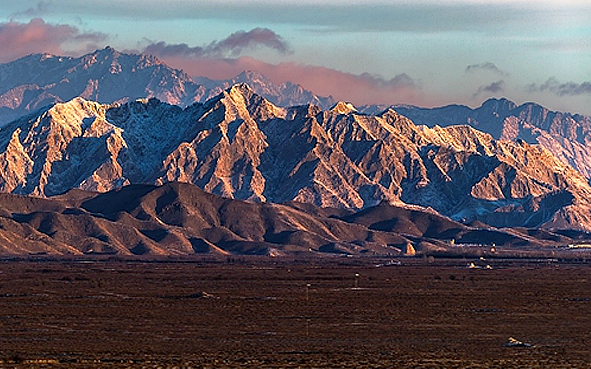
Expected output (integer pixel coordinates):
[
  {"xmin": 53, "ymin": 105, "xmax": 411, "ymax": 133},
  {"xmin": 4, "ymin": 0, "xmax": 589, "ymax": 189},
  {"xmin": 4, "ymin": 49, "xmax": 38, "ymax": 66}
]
[
  {"xmin": 1, "ymin": 83, "xmax": 591, "ymax": 233},
  {"xmin": 388, "ymin": 99, "xmax": 591, "ymax": 179}
]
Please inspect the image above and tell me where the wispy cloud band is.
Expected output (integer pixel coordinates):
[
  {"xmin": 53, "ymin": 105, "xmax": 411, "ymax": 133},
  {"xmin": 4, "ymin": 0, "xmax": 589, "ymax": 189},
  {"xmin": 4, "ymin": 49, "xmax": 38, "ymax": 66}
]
[{"xmin": 466, "ymin": 62, "xmax": 508, "ymax": 76}]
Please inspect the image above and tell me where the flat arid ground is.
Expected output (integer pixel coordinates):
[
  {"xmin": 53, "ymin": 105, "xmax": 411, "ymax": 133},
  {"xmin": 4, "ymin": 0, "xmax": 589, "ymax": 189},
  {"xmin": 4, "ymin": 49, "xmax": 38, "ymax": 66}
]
[{"xmin": 0, "ymin": 257, "xmax": 590, "ymax": 368}]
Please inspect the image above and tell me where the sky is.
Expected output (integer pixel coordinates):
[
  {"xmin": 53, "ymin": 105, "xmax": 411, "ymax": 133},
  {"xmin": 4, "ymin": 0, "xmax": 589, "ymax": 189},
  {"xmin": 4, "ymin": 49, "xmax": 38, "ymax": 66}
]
[{"xmin": 1, "ymin": 0, "xmax": 590, "ymax": 115}]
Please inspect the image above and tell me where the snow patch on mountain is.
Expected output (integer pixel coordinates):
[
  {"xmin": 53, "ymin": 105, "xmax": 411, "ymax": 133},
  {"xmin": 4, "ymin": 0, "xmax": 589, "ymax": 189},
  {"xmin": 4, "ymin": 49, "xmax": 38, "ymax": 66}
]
[{"xmin": 388, "ymin": 99, "xmax": 591, "ymax": 179}]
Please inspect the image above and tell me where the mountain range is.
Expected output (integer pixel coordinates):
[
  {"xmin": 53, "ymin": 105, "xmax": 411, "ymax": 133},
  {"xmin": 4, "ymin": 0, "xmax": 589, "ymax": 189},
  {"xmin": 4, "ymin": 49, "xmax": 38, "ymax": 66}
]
[
  {"xmin": 1, "ymin": 83, "xmax": 591, "ymax": 232},
  {"xmin": 387, "ymin": 100, "xmax": 591, "ymax": 179},
  {"xmin": 2, "ymin": 47, "xmax": 590, "ymax": 184},
  {"xmin": 0, "ymin": 47, "xmax": 590, "ymax": 256}
]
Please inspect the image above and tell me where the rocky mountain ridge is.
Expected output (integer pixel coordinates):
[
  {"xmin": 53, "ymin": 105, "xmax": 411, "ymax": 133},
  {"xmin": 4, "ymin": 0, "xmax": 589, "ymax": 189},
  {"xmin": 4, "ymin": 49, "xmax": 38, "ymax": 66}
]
[
  {"xmin": 1, "ymin": 84, "xmax": 591, "ymax": 230},
  {"xmin": 3, "ymin": 46, "xmax": 591, "ymax": 191},
  {"xmin": 193, "ymin": 70, "xmax": 335, "ymax": 110}
]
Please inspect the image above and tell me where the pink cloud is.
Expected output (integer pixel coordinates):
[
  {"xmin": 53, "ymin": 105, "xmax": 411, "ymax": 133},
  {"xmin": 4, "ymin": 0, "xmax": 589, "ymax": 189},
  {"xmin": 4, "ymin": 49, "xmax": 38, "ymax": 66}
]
[
  {"xmin": 155, "ymin": 54, "xmax": 424, "ymax": 106},
  {"xmin": 0, "ymin": 18, "xmax": 106, "ymax": 62},
  {"xmin": 141, "ymin": 31, "xmax": 423, "ymax": 106}
]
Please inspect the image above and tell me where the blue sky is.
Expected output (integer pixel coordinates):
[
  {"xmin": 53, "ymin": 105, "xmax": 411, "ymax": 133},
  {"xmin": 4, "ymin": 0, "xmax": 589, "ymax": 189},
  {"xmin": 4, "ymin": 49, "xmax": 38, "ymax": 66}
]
[{"xmin": 1, "ymin": 0, "xmax": 590, "ymax": 114}]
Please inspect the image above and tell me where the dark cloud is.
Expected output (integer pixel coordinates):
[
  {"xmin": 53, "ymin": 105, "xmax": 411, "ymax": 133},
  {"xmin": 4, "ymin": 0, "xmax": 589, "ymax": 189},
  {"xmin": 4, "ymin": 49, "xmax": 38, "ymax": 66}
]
[
  {"xmin": 143, "ymin": 28, "xmax": 291, "ymax": 59},
  {"xmin": 11, "ymin": 1, "xmax": 52, "ymax": 18},
  {"xmin": 473, "ymin": 80, "xmax": 505, "ymax": 98},
  {"xmin": 466, "ymin": 62, "xmax": 508, "ymax": 76},
  {"xmin": 359, "ymin": 72, "xmax": 417, "ymax": 89},
  {"xmin": 528, "ymin": 77, "xmax": 591, "ymax": 97},
  {"xmin": 482, "ymin": 80, "xmax": 505, "ymax": 93},
  {"xmin": 144, "ymin": 42, "xmax": 205, "ymax": 58},
  {"xmin": 0, "ymin": 18, "xmax": 107, "ymax": 62},
  {"xmin": 210, "ymin": 28, "xmax": 291, "ymax": 56}
]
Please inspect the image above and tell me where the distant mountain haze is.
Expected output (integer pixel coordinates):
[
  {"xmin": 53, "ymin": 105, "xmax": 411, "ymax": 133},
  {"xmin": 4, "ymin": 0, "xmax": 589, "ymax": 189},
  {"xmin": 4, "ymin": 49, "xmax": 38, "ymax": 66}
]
[{"xmin": 0, "ymin": 47, "xmax": 333, "ymax": 126}]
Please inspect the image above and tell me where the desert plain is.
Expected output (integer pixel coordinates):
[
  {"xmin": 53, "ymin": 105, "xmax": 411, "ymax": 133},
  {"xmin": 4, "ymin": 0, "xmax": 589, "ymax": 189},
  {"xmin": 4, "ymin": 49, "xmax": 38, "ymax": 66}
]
[{"xmin": 0, "ymin": 257, "xmax": 589, "ymax": 368}]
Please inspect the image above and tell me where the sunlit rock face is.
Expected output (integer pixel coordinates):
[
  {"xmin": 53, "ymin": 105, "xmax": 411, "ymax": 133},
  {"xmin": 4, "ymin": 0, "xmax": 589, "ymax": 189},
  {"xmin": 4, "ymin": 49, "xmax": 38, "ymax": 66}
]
[
  {"xmin": 390, "ymin": 98, "xmax": 591, "ymax": 179},
  {"xmin": 1, "ymin": 84, "xmax": 591, "ymax": 230}
]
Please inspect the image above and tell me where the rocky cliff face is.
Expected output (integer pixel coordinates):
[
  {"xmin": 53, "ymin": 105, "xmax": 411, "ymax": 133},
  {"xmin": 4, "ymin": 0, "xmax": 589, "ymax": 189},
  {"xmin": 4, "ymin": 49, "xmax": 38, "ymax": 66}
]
[{"xmin": 1, "ymin": 84, "xmax": 590, "ymax": 230}]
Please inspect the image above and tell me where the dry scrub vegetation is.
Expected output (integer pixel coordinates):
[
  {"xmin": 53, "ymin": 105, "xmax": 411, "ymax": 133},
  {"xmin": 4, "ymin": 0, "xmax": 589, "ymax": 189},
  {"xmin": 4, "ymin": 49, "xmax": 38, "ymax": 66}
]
[{"xmin": 0, "ymin": 258, "xmax": 589, "ymax": 368}]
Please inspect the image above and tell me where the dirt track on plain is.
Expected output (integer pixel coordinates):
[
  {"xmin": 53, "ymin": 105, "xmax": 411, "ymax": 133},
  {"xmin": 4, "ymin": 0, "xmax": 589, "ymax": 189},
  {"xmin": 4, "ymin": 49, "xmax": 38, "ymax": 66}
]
[{"xmin": 0, "ymin": 258, "xmax": 590, "ymax": 368}]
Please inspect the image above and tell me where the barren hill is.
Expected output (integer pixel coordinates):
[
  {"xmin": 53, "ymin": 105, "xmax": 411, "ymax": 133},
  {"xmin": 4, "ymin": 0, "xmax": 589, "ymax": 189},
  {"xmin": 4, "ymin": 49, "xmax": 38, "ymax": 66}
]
[{"xmin": 0, "ymin": 181, "xmax": 586, "ymax": 256}]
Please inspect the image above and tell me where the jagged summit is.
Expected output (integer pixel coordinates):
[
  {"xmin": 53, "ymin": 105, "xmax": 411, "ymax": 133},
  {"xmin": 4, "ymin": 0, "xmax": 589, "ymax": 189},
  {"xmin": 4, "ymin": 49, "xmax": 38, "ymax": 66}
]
[
  {"xmin": 101, "ymin": 45, "xmax": 116, "ymax": 53},
  {"xmin": 330, "ymin": 101, "xmax": 358, "ymax": 115},
  {"xmin": 392, "ymin": 98, "xmax": 591, "ymax": 178},
  {"xmin": 235, "ymin": 70, "xmax": 271, "ymax": 84},
  {"xmin": 193, "ymin": 69, "xmax": 335, "ymax": 110},
  {"xmin": 478, "ymin": 97, "xmax": 518, "ymax": 115},
  {"xmin": 0, "ymin": 47, "xmax": 204, "ymax": 125},
  {"xmin": 228, "ymin": 82, "xmax": 256, "ymax": 97}
]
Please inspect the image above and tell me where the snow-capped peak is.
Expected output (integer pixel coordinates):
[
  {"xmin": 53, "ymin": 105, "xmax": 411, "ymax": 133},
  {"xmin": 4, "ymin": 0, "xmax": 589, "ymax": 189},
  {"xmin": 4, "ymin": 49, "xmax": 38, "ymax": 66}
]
[{"xmin": 330, "ymin": 101, "xmax": 357, "ymax": 115}]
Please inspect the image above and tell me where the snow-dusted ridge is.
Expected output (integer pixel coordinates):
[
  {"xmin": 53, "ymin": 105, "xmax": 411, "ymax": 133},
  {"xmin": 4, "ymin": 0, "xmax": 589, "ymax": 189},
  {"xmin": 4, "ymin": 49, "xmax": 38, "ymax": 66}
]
[
  {"xmin": 380, "ymin": 99, "xmax": 591, "ymax": 180},
  {"xmin": 1, "ymin": 47, "xmax": 591, "ymax": 231},
  {"xmin": 1, "ymin": 85, "xmax": 591, "ymax": 231}
]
